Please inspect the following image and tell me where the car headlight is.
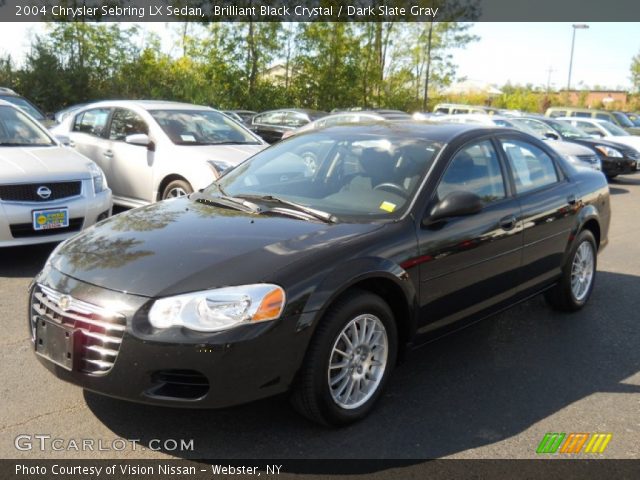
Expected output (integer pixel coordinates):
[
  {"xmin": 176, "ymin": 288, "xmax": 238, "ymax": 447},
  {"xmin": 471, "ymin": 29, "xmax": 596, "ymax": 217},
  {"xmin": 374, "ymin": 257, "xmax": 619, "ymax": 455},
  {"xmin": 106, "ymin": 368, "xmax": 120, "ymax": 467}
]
[
  {"xmin": 148, "ymin": 284, "xmax": 285, "ymax": 332},
  {"xmin": 207, "ymin": 160, "xmax": 234, "ymax": 176},
  {"xmin": 88, "ymin": 162, "xmax": 107, "ymax": 193},
  {"xmin": 594, "ymin": 145, "xmax": 623, "ymax": 158}
]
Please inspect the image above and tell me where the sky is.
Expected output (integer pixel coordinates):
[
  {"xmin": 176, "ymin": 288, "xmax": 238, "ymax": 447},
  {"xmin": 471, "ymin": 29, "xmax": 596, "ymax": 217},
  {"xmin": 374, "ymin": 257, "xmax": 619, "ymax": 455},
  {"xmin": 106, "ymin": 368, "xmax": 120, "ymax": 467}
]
[{"xmin": 1, "ymin": 22, "xmax": 638, "ymax": 91}]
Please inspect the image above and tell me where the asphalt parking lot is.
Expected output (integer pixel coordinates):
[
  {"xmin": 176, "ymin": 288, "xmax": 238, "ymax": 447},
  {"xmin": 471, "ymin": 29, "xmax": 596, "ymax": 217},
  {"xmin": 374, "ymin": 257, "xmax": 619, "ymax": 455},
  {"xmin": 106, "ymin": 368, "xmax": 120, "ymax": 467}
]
[{"xmin": 1, "ymin": 176, "xmax": 639, "ymax": 461}]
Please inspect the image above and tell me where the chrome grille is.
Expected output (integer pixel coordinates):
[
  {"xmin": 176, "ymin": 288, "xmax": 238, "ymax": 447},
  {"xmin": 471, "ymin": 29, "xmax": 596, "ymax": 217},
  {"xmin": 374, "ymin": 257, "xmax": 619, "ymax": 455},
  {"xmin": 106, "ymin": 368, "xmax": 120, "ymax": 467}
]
[
  {"xmin": 30, "ymin": 284, "xmax": 126, "ymax": 375},
  {"xmin": 0, "ymin": 181, "xmax": 81, "ymax": 202},
  {"xmin": 577, "ymin": 154, "xmax": 599, "ymax": 165}
]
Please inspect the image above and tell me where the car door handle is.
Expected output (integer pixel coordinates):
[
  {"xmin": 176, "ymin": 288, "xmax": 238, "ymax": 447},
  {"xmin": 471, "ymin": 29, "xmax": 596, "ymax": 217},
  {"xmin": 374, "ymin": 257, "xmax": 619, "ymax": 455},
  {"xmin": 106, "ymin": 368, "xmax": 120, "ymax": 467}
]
[
  {"xmin": 499, "ymin": 215, "xmax": 517, "ymax": 231},
  {"xmin": 103, "ymin": 150, "xmax": 113, "ymax": 159},
  {"xmin": 567, "ymin": 195, "xmax": 577, "ymax": 205}
]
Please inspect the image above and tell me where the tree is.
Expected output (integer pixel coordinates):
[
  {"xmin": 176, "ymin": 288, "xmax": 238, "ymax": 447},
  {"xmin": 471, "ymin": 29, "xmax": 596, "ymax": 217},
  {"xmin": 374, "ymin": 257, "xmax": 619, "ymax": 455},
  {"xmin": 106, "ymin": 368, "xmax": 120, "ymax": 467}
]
[{"xmin": 631, "ymin": 51, "xmax": 640, "ymax": 93}]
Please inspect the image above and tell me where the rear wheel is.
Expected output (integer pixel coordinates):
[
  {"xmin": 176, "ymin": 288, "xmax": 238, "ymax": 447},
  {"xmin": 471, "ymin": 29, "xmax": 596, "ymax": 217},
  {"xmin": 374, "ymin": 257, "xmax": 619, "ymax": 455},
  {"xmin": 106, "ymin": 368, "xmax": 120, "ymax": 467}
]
[
  {"xmin": 545, "ymin": 230, "xmax": 597, "ymax": 312},
  {"xmin": 162, "ymin": 180, "xmax": 193, "ymax": 200},
  {"xmin": 291, "ymin": 290, "xmax": 397, "ymax": 426}
]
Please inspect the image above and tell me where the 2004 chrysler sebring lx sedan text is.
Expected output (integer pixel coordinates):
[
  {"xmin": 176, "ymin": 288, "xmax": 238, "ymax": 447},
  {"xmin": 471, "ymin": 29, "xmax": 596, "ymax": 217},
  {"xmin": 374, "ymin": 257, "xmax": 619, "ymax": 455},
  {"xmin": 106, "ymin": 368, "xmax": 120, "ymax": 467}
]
[{"xmin": 31, "ymin": 123, "xmax": 610, "ymax": 426}]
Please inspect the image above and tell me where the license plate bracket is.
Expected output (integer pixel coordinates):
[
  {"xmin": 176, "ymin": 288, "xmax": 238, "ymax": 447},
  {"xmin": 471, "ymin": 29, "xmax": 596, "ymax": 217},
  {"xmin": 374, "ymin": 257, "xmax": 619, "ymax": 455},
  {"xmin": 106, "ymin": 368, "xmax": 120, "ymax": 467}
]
[
  {"xmin": 32, "ymin": 208, "xmax": 69, "ymax": 231},
  {"xmin": 35, "ymin": 317, "xmax": 75, "ymax": 371}
]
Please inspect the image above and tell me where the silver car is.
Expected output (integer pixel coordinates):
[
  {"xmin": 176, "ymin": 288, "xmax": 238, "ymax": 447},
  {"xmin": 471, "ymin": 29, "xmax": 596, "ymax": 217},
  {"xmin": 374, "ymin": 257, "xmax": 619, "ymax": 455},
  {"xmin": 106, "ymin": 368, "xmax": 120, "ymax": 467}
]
[
  {"xmin": 0, "ymin": 100, "xmax": 112, "ymax": 247},
  {"xmin": 51, "ymin": 100, "xmax": 267, "ymax": 208}
]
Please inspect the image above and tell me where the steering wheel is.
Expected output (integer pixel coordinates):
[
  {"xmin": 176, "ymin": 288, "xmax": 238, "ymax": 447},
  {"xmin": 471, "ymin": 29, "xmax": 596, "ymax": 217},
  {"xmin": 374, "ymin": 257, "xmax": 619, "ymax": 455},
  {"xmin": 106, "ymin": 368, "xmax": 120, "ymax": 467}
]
[{"xmin": 373, "ymin": 182, "xmax": 409, "ymax": 199}]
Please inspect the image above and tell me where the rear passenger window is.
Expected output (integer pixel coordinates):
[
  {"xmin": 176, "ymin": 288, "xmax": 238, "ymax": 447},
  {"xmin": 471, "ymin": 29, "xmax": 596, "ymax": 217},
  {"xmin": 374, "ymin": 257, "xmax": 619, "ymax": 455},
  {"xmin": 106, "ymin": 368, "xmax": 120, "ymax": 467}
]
[
  {"xmin": 500, "ymin": 139, "xmax": 558, "ymax": 194},
  {"xmin": 72, "ymin": 108, "xmax": 110, "ymax": 137},
  {"xmin": 548, "ymin": 110, "xmax": 566, "ymax": 118},
  {"xmin": 437, "ymin": 140, "xmax": 506, "ymax": 203},
  {"xmin": 573, "ymin": 112, "xmax": 591, "ymax": 118},
  {"xmin": 595, "ymin": 113, "xmax": 610, "ymax": 120}
]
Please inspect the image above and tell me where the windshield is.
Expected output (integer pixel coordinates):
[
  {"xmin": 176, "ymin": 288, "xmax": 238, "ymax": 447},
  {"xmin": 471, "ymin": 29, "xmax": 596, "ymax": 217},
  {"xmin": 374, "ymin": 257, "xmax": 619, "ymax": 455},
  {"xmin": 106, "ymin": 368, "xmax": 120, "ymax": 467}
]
[
  {"xmin": 149, "ymin": 109, "xmax": 261, "ymax": 145},
  {"xmin": 0, "ymin": 95, "xmax": 45, "ymax": 121},
  {"xmin": 612, "ymin": 112, "xmax": 634, "ymax": 128},
  {"xmin": 206, "ymin": 131, "xmax": 442, "ymax": 221},
  {"xmin": 600, "ymin": 121, "xmax": 629, "ymax": 136},
  {"xmin": 0, "ymin": 106, "xmax": 54, "ymax": 146},
  {"xmin": 545, "ymin": 119, "xmax": 588, "ymax": 139}
]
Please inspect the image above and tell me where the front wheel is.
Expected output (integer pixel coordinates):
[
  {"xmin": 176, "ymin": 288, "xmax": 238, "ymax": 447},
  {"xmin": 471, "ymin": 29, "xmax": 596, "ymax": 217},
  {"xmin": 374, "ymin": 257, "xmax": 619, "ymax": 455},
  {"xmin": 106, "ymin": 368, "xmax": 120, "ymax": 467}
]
[
  {"xmin": 162, "ymin": 179, "xmax": 193, "ymax": 200},
  {"xmin": 545, "ymin": 230, "xmax": 597, "ymax": 312},
  {"xmin": 291, "ymin": 290, "xmax": 397, "ymax": 426}
]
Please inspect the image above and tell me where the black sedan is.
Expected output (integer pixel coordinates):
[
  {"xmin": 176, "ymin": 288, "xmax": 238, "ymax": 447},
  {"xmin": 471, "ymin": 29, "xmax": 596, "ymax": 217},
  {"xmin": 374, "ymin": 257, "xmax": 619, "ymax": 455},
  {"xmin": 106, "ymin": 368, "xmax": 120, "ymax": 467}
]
[
  {"xmin": 515, "ymin": 116, "xmax": 640, "ymax": 179},
  {"xmin": 30, "ymin": 123, "xmax": 610, "ymax": 426},
  {"xmin": 250, "ymin": 108, "xmax": 328, "ymax": 143}
]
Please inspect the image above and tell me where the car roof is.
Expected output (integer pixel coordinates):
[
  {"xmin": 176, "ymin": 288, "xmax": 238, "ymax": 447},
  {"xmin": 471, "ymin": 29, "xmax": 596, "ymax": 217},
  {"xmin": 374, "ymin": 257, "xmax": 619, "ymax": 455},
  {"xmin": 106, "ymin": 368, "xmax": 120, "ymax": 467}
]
[
  {"xmin": 312, "ymin": 121, "xmax": 510, "ymax": 143},
  {"xmin": 77, "ymin": 100, "xmax": 214, "ymax": 111}
]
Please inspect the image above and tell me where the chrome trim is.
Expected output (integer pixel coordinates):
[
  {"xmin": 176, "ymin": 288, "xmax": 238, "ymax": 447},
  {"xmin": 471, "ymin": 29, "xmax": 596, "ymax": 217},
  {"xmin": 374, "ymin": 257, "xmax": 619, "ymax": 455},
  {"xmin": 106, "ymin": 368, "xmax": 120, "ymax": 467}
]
[{"xmin": 31, "ymin": 284, "xmax": 126, "ymax": 375}]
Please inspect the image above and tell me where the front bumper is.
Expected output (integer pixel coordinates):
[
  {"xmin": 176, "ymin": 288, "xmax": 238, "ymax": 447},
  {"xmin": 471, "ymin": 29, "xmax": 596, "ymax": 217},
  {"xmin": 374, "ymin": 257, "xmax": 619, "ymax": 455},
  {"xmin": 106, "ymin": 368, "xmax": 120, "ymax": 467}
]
[
  {"xmin": 30, "ymin": 267, "xmax": 314, "ymax": 408},
  {"xmin": 0, "ymin": 182, "xmax": 112, "ymax": 247},
  {"xmin": 601, "ymin": 157, "xmax": 639, "ymax": 176}
]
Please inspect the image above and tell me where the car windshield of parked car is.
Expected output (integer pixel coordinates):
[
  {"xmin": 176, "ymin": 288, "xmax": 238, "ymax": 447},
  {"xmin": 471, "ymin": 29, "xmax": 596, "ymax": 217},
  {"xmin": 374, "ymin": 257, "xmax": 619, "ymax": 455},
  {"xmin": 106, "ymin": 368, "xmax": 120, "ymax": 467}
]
[
  {"xmin": 612, "ymin": 112, "xmax": 634, "ymax": 128},
  {"xmin": 208, "ymin": 132, "xmax": 442, "ymax": 220},
  {"xmin": 0, "ymin": 106, "xmax": 54, "ymax": 146},
  {"xmin": 545, "ymin": 119, "xmax": 588, "ymax": 139},
  {"xmin": 149, "ymin": 109, "xmax": 261, "ymax": 145},
  {"xmin": 600, "ymin": 121, "xmax": 629, "ymax": 136},
  {"xmin": 0, "ymin": 95, "xmax": 45, "ymax": 121}
]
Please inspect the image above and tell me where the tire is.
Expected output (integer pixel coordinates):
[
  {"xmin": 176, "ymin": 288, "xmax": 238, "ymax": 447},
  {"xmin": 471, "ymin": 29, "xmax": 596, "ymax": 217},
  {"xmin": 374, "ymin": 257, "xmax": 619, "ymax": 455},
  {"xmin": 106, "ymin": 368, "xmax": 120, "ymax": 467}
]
[
  {"xmin": 291, "ymin": 290, "xmax": 398, "ymax": 426},
  {"xmin": 605, "ymin": 174, "xmax": 617, "ymax": 181},
  {"xmin": 162, "ymin": 179, "xmax": 193, "ymax": 200},
  {"xmin": 545, "ymin": 230, "xmax": 597, "ymax": 312}
]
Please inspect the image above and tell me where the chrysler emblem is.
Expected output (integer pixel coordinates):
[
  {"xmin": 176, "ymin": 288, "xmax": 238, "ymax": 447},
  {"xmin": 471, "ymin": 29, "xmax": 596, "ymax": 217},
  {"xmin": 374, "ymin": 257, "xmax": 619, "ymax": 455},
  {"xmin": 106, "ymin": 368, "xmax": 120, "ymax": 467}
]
[
  {"xmin": 58, "ymin": 295, "xmax": 72, "ymax": 311},
  {"xmin": 37, "ymin": 186, "xmax": 52, "ymax": 199}
]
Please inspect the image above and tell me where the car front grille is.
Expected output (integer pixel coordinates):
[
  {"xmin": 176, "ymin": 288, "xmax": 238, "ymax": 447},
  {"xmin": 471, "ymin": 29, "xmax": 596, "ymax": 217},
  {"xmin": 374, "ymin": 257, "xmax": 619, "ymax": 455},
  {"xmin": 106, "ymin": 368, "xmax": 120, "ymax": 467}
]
[
  {"xmin": 30, "ymin": 284, "xmax": 126, "ymax": 375},
  {"xmin": 577, "ymin": 154, "xmax": 600, "ymax": 165},
  {"xmin": 0, "ymin": 181, "xmax": 82, "ymax": 202},
  {"xmin": 10, "ymin": 218, "xmax": 84, "ymax": 238}
]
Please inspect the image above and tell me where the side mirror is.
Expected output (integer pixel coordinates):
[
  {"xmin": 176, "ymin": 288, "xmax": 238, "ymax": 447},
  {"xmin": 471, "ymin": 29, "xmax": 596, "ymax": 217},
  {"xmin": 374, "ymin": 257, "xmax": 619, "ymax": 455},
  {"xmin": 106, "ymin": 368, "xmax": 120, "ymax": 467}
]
[
  {"xmin": 425, "ymin": 191, "xmax": 484, "ymax": 224},
  {"xmin": 125, "ymin": 133, "xmax": 153, "ymax": 150},
  {"xmin": 544, "ymin": 132, "xmax": 559, "ymax": 140},
  {"xmin": 54, "ymin": 134, "xmax": 71, "ymax": 146}
]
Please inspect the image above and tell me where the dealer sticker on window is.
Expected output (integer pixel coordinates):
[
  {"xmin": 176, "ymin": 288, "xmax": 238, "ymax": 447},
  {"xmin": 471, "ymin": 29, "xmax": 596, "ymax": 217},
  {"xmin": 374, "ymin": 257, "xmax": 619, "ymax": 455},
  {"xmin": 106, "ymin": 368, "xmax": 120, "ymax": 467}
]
[{"xmin": 32, "ymin": 208, "xmax": 69, "ymax": 231}]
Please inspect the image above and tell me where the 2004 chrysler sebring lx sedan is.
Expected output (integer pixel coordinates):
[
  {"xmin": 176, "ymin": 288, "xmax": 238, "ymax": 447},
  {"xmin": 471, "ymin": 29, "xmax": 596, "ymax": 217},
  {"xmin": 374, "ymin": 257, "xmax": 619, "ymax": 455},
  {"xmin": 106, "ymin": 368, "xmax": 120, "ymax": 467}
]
[{"xmin": 31, "ymin": 123, "xmax": 610, "ymax": 425}]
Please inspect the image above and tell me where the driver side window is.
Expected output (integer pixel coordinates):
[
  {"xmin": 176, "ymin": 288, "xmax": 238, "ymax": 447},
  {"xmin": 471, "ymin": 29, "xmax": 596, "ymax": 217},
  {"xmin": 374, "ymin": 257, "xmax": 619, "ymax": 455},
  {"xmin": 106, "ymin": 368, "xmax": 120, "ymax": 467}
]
[{"xmin": 437, "ymin": 140, "xmax": 506, "ymax": 204}]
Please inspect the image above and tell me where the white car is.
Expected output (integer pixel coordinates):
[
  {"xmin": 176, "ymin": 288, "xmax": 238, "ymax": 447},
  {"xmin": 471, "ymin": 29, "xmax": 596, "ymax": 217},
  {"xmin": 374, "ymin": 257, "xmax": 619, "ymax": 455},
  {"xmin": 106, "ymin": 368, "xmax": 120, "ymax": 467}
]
[
  {"xmin": 436, "ymin": 114, "xmax": 602, "ymax": 171},
  {"xmin": 557, "ymin": 117, "xmax": 640, "ymax": 152},
  {"xmin": 51, "ymin": 100, "xmax": 268, "ymax": 208},
  {"xmin": 0, "ymin": 100, "xmax": 112, "ymax": 247}
]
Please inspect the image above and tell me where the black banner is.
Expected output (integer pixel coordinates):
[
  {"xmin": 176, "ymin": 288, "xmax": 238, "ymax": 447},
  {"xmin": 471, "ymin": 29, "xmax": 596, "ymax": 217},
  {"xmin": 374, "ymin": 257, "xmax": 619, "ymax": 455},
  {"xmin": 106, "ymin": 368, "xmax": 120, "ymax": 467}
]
[{"xmin": 1, "ymin": 0, "xmax": 640, "ymax": 22}]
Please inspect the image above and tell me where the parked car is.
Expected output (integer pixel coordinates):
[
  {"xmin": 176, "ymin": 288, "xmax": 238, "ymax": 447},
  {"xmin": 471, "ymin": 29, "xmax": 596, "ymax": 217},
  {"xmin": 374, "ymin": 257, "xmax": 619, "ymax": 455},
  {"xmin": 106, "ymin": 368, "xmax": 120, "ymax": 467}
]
[
  {"xmin": 0, "ymin": 87, "xmax": 49, "ymax": 125},
  {"xmin": 436, "ymin": 114, "xmax": 602, "ymax": 171},
  {"xmin": 557, "ymin": 117, "xmax": 640, "ymax": 153},
  {"xmin": 514, "ymin": 116, "xmax": 639, "ymax": 179},
  {"xmin": 31, "ymin": 122, "xmax": 609, "ymax": 425},
  {"xmin": 51, "ymin": 100, "xmax": 267, "ymax": 208},
  {"xmin": 0, "ymin": 100, "xmax": 112, "ymax": 247},
  {"xmin": 281, "ymin": 109, "xmax": 411, "ymax": 139},
  {"xmin": 625, "ymin": 112, "xmax": 640, "ymax": 127},
  {"xmin": 433, "ymin": 103, "xmax": 500, "ymax": 115},
  {"xmin": 250, "ymin": 109, "xmax": 328, "ymax": 143},
  {"xmin": 222, "ymin": 110, "xmax": 257, "ymax": 125},
  {"xmin": 54, "ymin": 102, "xmax": 90, "ymax": 125},
  {"xmin": 546, "ymin": 107, "xmax": 640, "ymax": 135}
]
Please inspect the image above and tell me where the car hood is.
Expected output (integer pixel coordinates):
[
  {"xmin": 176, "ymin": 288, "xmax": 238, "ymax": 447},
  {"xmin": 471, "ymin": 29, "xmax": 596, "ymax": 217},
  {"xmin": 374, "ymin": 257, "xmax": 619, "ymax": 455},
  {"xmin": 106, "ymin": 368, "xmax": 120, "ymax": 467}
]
[
  {"xmin": 0, "ymin": 145, "xmax": 94, "ymax": 183},
  {"xmin": 544, "ymin": 140, "xmax": 593, "ymax": 156},
  {"xmin": 171, "ymin": 144, "xmax": 267, "ymax": 166},
  {"xmin": 601, "ymin": 136, "xmax": 640, "ymax": 151},
  {"xmin": 569, "ymin": 137, "xmax": 640, "ymax": 155},
  {"xmin": 51, "ymin": 196, "xmax": 380, "ymax": 297}
]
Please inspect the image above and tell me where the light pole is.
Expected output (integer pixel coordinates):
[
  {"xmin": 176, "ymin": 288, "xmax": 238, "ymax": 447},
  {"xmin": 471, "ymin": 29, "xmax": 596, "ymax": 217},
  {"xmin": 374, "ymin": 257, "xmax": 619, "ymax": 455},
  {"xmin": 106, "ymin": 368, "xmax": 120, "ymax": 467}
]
[{"xmin": 567, "ymin": 24, "xmax": 589, "ymax": 91}]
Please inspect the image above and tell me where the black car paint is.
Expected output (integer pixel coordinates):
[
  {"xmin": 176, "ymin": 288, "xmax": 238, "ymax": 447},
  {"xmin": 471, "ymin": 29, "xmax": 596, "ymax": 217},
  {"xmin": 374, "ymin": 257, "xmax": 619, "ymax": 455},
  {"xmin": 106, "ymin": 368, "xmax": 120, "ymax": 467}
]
[
  {"xmin": 250, "ymin": 109, "xmax": 328, "ymax": 144},
  {"xmin": 32, "ymin": 124, "xmax": 611, "ymax": 409}
]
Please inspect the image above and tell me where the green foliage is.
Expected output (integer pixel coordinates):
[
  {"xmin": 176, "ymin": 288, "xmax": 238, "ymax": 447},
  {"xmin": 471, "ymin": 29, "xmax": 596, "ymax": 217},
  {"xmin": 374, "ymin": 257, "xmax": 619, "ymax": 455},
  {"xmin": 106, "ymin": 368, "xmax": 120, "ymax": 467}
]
[
  {"xmin": 8, "ymin": 21, "xmax": 479, "ymax": 114},
  {"xmin": 631, "ymin": 51, "xmax": 640, "ymax": 93}
]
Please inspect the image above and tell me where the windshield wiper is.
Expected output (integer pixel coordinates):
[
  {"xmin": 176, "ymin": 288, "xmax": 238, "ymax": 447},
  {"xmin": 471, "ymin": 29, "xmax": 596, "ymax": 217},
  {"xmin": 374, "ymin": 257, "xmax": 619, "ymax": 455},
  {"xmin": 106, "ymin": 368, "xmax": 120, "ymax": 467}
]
[
  {"xmin": 193, "ymin": 192, "xmax": 261, "ymax": 214},
  {"xmin": 236, "ymin": 194, "xmax": 337, "ymax": 224}
]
